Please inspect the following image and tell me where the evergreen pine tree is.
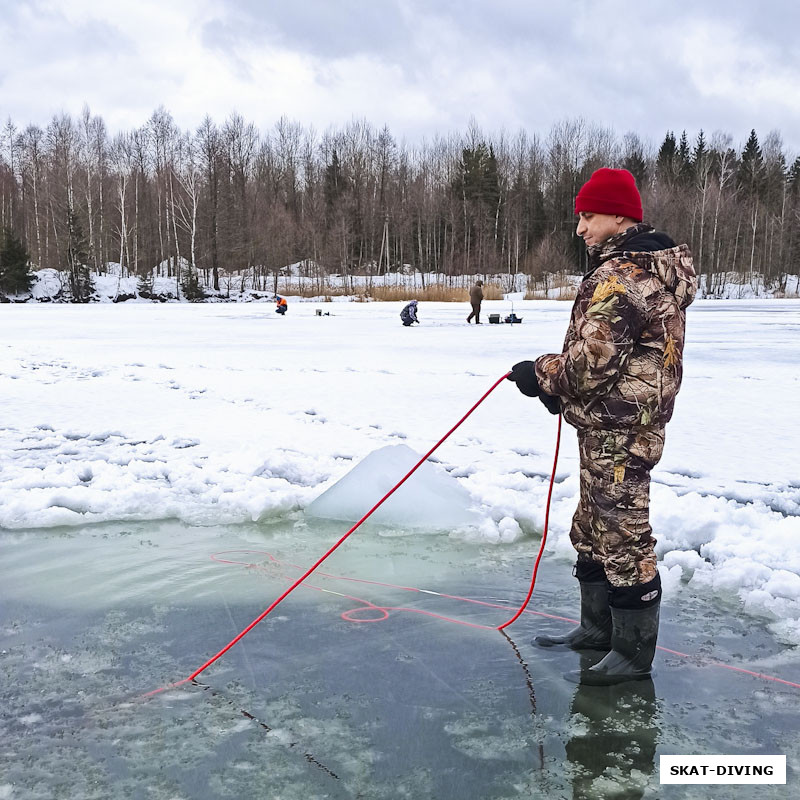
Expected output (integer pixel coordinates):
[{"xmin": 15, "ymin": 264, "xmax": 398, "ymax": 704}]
[
  {"xmin": 692, "ymin": 130, "xmax": 708, "ymax": 176},
  {"xmin": 738, "ymin": 129, "xmax": 764, "ymax": 196},
  {"xmin": 180, "ymin": 264, "xmax": 205, "ymax": 301},
  {"xmin": 453, "ymin": 141, "xmax": 503, "ymax": 270},
  {"xmin": 324, "ymin": 148, "xmax": 344, "ymax": 218},
  {"xmin": 484, "ymin": 146, "xmax": 501, "ymax": 204},
  {"xmin": 136, "ymin": 270, "xmax": 154, "ymax": 299},
  {"xmin": 622, "ymin": 133, "xmax": 648, "ymax": 187},
  {"xmin": 656, "ymin": 131, "xmax": 677, "ymax": 184},
  {"xmin": 66, "ymin": 210, "xmax": 95, "ymax": 302},
  {"xmin": 676, "ymin": 130, "xmax": 692, "ymax": 182},
  {"xmin": 455, "ymin": 143, "xmax": 502, "ymax": 218},
  {"xmin": 788, "ymin": 156, "xmax": 800, "ymax": 197},
  {"xmin": 786, "ymin": 157, "xmax": 800, "ymax": 274},
  {"xmin": 0, "ymin": 227, "xmax": 34, "ymax": 295}
]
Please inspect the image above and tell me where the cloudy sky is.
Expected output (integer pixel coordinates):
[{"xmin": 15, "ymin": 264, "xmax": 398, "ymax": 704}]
[{"xmin": 2, "ymin": 0, "xmax": 799, "ymax": 152}]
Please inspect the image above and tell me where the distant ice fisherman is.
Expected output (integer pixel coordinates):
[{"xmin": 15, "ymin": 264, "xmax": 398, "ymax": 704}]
[
  {"xmin": 467, "ymin": 280, "xmax": 483, "ymax": 324},
  {"xmin": 400, "ymin": 300, "xmax": 419, "ymax": 326}
]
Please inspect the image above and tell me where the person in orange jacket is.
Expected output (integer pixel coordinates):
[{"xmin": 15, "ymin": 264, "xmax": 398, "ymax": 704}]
[{"xmin": 275, "ymin": 295, "xmax": 288, "ymax": 315}]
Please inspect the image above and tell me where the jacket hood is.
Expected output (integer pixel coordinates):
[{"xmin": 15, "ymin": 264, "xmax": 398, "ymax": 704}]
[
  {"xmin": 600, "ymin": 224, "xmax": 697, "ymax": 310},
  {"xmin": 618, "ymin": 244, "xmax": 697, "ymax": 310}
]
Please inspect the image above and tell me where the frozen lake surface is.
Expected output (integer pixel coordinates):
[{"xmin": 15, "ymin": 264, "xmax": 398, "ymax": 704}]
[
  {"xmin": 1, "ymin": 519, "xmax": 797, "ymax": 799},
  {"xmin": 1, "ymin": 299, "xmax": 799, "ymax": 797}
]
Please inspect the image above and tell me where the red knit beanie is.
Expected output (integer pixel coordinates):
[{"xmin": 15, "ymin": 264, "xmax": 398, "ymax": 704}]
[{"xmin": 574, "ymin": 168, "xmax": 642, "ymax": 222}]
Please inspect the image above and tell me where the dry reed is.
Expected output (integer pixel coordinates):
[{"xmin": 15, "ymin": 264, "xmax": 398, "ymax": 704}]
[
  {"xmin": 275, "ymin": 281, "xmax": 506, "ymax": 302},
  {"xmin": 524, "ymin": 285, "xmax": 578, "ymax": 301}
]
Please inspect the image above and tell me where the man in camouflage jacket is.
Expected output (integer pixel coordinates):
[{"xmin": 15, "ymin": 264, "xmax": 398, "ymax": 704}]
[{"xmin": 508, "ymin": 168, "xmax": 697, "ymax": 685}]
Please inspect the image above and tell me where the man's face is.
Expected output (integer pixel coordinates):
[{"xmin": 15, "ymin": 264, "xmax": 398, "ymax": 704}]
[{"xmin": 575, "ymin": 212, "xmax": 627, "ymax": 248}]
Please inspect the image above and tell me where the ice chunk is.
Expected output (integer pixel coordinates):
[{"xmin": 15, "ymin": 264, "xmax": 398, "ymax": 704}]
[
  {"xmin": 306, "ymin": 444, "xmax": 481, "ymax": 530},
  {"xmin": 762, "ymin": 570, "xmax": 800, "ymax": 601},
  {"xmin": 497, "ymin": 516, "xmax": 522, "ymax": 542}
]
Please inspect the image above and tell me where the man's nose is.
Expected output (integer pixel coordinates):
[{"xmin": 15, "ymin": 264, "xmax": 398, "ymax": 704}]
[{"xmin": 576, "ymin": 219, "xmax": 586, "ymax": 236}]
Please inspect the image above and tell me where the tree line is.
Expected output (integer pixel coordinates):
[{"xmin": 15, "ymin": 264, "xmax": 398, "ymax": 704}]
[{"xmin": 1, "ymin": 108, "xmax": 799, "ymax": 299}]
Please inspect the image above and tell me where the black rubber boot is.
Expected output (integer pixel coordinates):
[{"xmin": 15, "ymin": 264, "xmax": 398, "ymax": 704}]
[
  {"xmin": 534, "ymin": 560, "xmax": 612, "ymax": 651},
  {"xmin": 564, "ymin": 574, "xmax": 661, "ymax": 685}
]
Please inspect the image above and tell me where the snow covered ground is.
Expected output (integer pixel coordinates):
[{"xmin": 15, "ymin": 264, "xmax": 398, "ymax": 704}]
[{"xmin": 1, "ymin": 298, "xmax": 799, "ymax": 644}]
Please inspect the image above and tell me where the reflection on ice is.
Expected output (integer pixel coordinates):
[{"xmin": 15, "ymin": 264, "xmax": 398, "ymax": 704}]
[
  {"xmin": 306, "ymin": 444, "xmax": 483, "ymax": 530},
  {"xmin": 565, "ymin": 660, "xmax": 659, "ymax": 799}
]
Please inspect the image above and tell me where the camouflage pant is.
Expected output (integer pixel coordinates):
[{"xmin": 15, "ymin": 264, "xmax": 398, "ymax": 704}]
[{"xmin": 570, "ymin": 427, "xmax": 665, "ymax": 587}]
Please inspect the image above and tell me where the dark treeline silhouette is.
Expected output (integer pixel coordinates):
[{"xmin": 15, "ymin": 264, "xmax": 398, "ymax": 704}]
[{"xmin": 1, "ymin": 108, "xmax": 799, "ymax": 296}]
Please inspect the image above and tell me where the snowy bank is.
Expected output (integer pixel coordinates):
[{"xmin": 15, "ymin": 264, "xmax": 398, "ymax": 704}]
[{"xmin": 3, "ymin": 265, "xmax": 799, "ymax": 303}]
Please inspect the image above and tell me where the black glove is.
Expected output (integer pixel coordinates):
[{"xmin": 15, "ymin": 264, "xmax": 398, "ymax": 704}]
[
  {"xmin": 506, "ymin": 360, "xmax": 540, "ymax": 398},
  {"xmin": 539, "ymin": 392, "xmax": 561, "ymax": 415}
]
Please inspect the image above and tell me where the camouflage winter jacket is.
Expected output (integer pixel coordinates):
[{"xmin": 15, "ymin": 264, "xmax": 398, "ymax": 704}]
[{"xmin": 535, "ymin": 224, "xmax": 697, "ymax": 431}]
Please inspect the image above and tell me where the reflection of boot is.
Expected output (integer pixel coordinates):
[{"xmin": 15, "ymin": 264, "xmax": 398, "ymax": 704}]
[
  {"xmin": 566, "ymin": 676, "xmax": 658, "ymax": 800},
  {"xmin": 565, "ymin": 574, "xmax": 660, "ymax": 685},
  {"xmin": 534, "ymin": 560, "xmax": 611, "ymax": 651}
]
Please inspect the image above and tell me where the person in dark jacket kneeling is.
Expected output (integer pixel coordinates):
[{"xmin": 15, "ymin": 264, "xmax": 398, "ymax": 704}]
[{"xmin": 400, "ymin": 300, "xmax": 419, "ymax": 326}]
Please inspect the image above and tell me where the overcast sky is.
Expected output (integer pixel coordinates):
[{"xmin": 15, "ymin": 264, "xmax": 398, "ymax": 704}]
[{"xmin": 2, "ymin": 0, "xmax": 799, "ymax": 153}]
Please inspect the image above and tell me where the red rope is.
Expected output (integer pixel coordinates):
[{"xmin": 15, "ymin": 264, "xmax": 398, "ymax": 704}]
[
  {"xmin": 148, "ymin": 372, "xmax": 552, "ymax": 695},
  {"xmin": 210, "ymin": 549, "xmax": 800, "ymax": 691},
  {"xmin": 498, "ymin": 413, "xmax": 561, "ymax": 630},
  {"xmin": 145, "ymin": 394, "xmax": 800, "ymax": 696}
]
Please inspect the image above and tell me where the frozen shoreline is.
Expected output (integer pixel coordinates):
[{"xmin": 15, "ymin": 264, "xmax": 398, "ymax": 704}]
[{"xmin": 5, "ymin": 265, "xmax": 800, "ymax": 304}]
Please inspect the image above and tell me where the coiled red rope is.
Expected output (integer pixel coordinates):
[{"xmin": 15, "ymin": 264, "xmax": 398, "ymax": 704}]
[{"xmin": 145, "ymin": 374, "xmax": 561, "ymax": 696}]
